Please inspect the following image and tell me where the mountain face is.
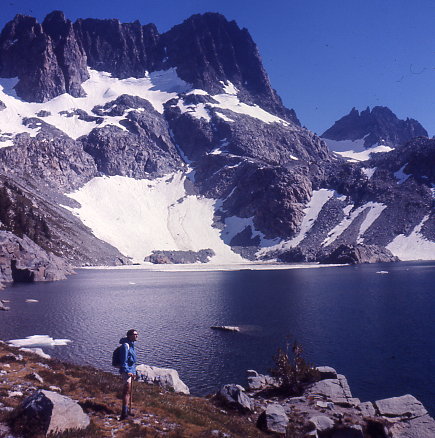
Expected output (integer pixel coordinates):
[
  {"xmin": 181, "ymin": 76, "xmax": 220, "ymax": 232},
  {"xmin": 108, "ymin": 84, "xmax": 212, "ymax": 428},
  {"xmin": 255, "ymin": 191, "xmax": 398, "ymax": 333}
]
[
  {"xmin": 0, "ymin": 11, "xmax": 434, "ymax": 287},
  {"xmin": 322, "ymin": 106, "xmax": 428, "ymax": 148}
]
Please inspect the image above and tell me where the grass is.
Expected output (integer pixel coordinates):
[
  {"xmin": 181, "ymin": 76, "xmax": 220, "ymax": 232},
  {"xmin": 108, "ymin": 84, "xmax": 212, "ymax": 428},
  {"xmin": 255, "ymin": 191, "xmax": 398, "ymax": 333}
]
[{"xmin": 0, "ymin": 342, "xmax": 266, "ymax": 437}]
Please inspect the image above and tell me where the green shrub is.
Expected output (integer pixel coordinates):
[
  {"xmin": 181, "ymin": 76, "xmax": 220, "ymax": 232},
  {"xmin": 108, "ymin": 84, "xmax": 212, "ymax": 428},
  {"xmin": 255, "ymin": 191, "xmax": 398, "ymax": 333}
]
[{"xmin": 270, "ymin": 340, "xmax": 320, "ymax": 396}]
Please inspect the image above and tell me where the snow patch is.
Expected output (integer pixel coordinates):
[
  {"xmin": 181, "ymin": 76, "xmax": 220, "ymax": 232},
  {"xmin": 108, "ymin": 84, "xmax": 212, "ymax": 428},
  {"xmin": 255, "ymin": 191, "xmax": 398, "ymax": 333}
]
[
  {"xmin": 394, "ymin": 164, "xmax": 410, "ymax": 184},
  {"xmin": 322, "ymin": 202, "xmax": 387, "ymax": 246},
  {"xmin": 386, "ymin": 215, "xmax": 435, "ymax": 260},
  {"xmin": 64, "ymin": 173, "xmax": 245, "ymax": 264},
  {"xmin": 19, "ymin": 347, "xmax": 51, "ymax": 359},
  {"xmin": 175, "ymin": 80, "xmax": 289, "ymax": 126},
  {"xmin": 361, "ymin": 167, "xmax": 376, "ymax": 179},
  {"xmin": 323, "ymin": 138, "xmax": 393, "ymax": 162},
  {"xmin": 8, "ymin": 335, "xmax": 71, "ymax": 348},
  {"xmin": 221, "ymin": 216, "xmax": 279, "ymax": 247}
]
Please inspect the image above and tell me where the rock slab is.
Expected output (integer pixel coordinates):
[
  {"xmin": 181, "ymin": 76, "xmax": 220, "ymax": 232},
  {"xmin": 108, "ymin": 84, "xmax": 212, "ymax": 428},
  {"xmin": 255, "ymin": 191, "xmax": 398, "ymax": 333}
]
[
  {"xmin": 136, "ymin": 364, "xmax": 190, "ymax": 394},
  {"xmin": 14, "ymin": 390, "xmax": 89, "ymax": 435}
]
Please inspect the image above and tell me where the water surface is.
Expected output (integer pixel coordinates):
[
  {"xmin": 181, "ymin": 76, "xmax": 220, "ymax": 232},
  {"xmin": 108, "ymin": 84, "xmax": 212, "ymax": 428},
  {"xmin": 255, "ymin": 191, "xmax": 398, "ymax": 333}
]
[{"xmin": 1, "ymin": 261, "xmax": 433, "ymax": 415}]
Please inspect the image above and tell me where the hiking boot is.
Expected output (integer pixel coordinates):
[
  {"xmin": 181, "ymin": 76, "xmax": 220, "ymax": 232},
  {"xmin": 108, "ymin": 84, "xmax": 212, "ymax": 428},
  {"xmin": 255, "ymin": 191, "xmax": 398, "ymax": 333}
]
[
  {"xmin": 128, "ymin": 411, "xmax": 135, "ymax": 417},
  {"xmin": 119, "ymin": 413, "xmax": 128, "ymax": 421}
]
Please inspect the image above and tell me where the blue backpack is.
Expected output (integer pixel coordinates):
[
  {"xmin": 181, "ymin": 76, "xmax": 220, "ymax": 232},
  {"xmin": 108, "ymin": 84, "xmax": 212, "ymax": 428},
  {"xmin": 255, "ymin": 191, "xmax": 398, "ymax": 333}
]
[{"xmin": 112, "ymin": 343, "xmax": 129, "ymax": 368}]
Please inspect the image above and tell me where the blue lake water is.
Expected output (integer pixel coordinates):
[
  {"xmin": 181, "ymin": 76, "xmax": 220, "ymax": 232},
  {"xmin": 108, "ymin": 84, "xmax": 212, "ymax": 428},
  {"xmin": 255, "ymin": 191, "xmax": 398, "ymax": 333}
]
[{"xmin": 0, "ymin": 261, "xmax": 434, "ymax": 415}]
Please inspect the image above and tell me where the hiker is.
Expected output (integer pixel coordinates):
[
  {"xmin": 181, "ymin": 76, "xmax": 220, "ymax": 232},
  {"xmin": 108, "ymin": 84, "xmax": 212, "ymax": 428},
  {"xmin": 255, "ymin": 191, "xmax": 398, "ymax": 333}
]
[{"xmin": 119, "ymin": 329, "xmax": 138, "ymax": 420}]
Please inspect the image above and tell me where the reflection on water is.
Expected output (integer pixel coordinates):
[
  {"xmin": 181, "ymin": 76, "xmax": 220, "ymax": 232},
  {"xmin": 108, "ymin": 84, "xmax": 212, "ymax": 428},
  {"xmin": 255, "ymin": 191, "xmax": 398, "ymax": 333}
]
[{"xmin": 0, "ymin": 262, "xmax": 434, "ymax": 415}]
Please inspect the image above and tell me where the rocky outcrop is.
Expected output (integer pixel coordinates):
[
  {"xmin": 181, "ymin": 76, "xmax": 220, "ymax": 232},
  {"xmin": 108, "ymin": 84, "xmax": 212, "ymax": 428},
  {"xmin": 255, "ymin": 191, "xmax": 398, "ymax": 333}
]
[
  {"xmin": 11, "ymin": 390, "xmax": 90, "ymax": 436},
  {"xmin": 319, "ymin": 244, "xmax": 399, "ymax": 264},
  {"xmin": 0, "ymin": 123, "xmax": 98, "ymax": 191},
  {"xmin": 0, "ymin": 231, "xmax": 72, "ymax": 287},
  {"xmin": 241, "ymin": 368, "xmax": 434, "ymax": 437},
  {"xmin": 83, "ymin": 96, "xmax": 183, "ymax": 178},
  {"xmin": 0, "ymin": 12, "xmax": 88, "ymax": 102},
  {"xmin": 322, "ymin": 106, "xmax": 428, "ymax": 148},
  {"xmin": 145, "ymin": 249, "xmax": 215, "ymax": 264},
  {"xmin": 375, "ymin": 395, "xmax": 435, "ymax": 438},
  {"xmin": 136, "ymin": 364, "xmax": 190, "ymax": 394}
]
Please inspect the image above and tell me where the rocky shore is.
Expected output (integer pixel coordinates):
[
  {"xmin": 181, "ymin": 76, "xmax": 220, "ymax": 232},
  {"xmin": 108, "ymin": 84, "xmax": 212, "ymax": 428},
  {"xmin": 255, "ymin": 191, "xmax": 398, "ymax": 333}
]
[{"xmin": 0, "ymin": 342, "xmax": 433, "ymax": 437}]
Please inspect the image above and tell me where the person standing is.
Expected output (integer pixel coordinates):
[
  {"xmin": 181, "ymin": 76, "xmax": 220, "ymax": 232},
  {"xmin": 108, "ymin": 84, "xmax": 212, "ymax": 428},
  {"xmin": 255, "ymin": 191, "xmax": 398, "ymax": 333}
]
[{"xmin": 119, "ymin": 329, "xmax": 138, "ymax": 420}]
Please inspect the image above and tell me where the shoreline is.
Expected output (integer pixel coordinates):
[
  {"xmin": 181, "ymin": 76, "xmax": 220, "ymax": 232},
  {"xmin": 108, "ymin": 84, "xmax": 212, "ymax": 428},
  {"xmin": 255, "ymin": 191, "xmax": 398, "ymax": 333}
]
[{"xmin": 77, "ymin": 261, "xmax": 346, "ymax": 272}]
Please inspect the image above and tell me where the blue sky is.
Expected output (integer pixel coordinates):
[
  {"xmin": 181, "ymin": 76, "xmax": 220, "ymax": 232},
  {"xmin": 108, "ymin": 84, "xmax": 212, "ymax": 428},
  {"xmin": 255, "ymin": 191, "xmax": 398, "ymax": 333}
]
[{"xmin": 1, "ymin": 0, "xmax": 434, "ymax": 136}]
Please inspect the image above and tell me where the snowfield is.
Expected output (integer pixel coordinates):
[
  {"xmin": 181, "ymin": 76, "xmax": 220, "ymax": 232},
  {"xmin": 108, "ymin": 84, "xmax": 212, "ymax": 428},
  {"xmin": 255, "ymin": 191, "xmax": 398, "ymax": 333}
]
[
  {"xmin": 0, "ymin": 68, "xmax": 190, "ymax": 142},
  {"xmin": 387, "ymin": 215, "xmax": 435, "ymax": 260},
  {"xmin": 64, "ymin": 173, "xmax": 245, "ymax": 264},
  {"xmin": 323, "ymin": 138, "xmax": 393, "ymax": 162}
]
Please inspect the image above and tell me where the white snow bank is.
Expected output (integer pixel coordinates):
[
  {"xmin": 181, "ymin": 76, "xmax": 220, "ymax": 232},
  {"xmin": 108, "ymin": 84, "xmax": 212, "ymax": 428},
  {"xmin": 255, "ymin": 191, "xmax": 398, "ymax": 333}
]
[
  {"xmin": 361, "ymin": 167, "xmax": 376, "ymax": 179},
  {"xmin": 387, "ymin": 215, "xmax": 435, "ymax": 260},
  {"xmin": 19, "ymin": 347, "xmax": 51, "ymax": 359},
  {"xmin": 0, "ymin": 68, "xmax": 190, "ymax": 140},
  {"xmin": 322, "ymin": 202, "xmax": 386, "ymax": 246},
  {"xmin": 64, "ymin": 173, "xmax": 244, "ymax": 264},
  {"xmin": 8, "ymin": 335, "xmax": 71, "ymax": 348},
  {"xmin": 394, "ymin": 164, "xmax": 410, "ymax": 184},
  {"xmin": 323, "ymin": 138, "xmax": 393, "ymax": 162},
  {"xmin": 176, "ymin": 80, "xmax": 290, "ymax": 127},
  {"xmin": 221, "ymin": 215, "xmax": 279, "ymax": 247}
]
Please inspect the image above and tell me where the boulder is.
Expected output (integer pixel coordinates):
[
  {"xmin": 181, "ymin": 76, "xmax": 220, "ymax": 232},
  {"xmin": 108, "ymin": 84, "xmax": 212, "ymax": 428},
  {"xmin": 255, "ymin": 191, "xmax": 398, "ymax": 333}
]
[
  {"xmin": 309, "ymin": 415, "xmax": 335, "ymax": 433},
  {"xmin": 246, "ymin": 370, "xmax": 279, "ymax": 391},
  {"xmin": 257, "ymin": 403, "xmax": 289, "ymax": 435},
  {"xmin": 305, "ymin": 375, "xmax": 353, "ymax": 405},
  {"xmin": 13, "ymin": 390, "xmax": 89, "ymax": 436},
  {"xmin": 216, "ymin": 384, "xmax": 254, "ymax": 413},
  {"xmin": 375, "ymin": 394, "xmax": 427, "ymax": 419},
  {"xmin": 316, "ymin": 366, "xmax": 338, "ymax": 380},
  {"xmin": 375, "ymin": 395, "xmax": 435, "ymax": 437},
  {"xmin": 136, "ymin": 364, "xmax": 189, "ymax": 394}
]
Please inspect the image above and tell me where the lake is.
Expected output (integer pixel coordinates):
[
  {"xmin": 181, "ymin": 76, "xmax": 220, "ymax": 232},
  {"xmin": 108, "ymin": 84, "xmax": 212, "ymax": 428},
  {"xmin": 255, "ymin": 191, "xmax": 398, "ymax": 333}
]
[{"xmin": 0, "ymin": 261, "xmax": 434, "ymax": 415}]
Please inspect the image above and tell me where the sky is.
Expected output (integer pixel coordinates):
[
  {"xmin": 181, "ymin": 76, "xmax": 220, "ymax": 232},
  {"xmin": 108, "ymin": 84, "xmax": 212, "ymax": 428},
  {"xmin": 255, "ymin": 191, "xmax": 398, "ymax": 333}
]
[{"xmin": 1, "ymin": 0, "xmax": 434, "ymax": 136}]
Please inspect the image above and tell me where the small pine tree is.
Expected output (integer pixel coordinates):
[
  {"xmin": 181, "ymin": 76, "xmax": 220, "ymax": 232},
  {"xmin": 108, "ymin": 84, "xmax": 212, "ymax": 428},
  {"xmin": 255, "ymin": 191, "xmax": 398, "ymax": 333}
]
[{"xmin": 270, "ymin": 340, "xmax": 320, "ymax": 396}]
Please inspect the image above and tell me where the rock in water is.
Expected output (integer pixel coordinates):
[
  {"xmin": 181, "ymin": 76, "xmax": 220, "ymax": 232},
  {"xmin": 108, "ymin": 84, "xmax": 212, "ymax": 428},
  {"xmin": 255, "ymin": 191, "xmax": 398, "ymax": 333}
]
[
  {"xmin": 136, "ymin": 364, "xmax": 190, "ymax": 394},
  {"xmin": 13, "ymin": 390, "xmax": 90, "ymax": 435}
]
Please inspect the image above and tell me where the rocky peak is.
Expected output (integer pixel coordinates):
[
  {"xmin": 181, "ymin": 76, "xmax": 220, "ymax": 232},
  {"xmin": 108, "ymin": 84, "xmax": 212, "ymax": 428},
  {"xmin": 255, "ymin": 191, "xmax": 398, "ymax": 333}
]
[
  {"xmin": 322, "ymin": 106, "xmax": 428, "ymax": 147},
  {"xmin": 160, "ymin": 13, "xmax": 298, "ymax": 123},
  {"xmin": 0, "ymin": 12, "xmax": 87, "ymax": 102},
  {"xmin": 0, "ymin": 11, "xmax": 299, "ymax": 123},
  {"xmin": 73, "ymin": 18, "xmax": 161, "ymax": 78}
]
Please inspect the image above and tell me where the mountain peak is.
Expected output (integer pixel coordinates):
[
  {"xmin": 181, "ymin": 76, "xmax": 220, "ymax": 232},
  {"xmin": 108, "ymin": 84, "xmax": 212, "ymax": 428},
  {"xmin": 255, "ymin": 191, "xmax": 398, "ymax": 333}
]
[{"xmin": 322, "ymin": 106, "xmax": 428, "ymax": 147}]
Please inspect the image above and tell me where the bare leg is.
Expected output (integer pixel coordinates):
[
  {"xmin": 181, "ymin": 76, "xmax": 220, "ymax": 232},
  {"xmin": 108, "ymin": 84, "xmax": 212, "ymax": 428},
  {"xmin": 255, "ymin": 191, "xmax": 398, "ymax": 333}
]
[{"xmin": 121, "ymin": 379, "xmax": 131, "ymax": 418}]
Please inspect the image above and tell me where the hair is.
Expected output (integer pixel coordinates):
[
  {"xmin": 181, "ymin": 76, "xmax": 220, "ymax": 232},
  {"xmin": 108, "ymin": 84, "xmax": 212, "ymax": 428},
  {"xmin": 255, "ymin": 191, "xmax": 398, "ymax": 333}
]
[{"xmin": 127, "ymin": 329, "xmax": 137, "ymax": 337}]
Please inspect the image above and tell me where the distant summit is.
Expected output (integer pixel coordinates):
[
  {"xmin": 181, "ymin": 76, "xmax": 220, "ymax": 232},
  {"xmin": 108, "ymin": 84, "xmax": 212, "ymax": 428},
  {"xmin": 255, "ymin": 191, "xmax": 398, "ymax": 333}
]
[{"xmin": 322, "ymin": 106, "xmax": 428, "ymax": 148}]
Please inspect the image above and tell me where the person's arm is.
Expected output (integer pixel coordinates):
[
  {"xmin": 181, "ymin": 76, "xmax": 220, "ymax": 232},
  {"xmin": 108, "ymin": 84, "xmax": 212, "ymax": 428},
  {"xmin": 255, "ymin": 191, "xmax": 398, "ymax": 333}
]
[{"xmin": 119, "ymin": 343, "xmax": 129, "ymax": 374}]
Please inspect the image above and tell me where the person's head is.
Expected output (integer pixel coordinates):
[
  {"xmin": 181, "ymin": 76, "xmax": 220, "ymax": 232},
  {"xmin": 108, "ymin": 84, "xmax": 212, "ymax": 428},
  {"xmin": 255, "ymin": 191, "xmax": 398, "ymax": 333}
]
[{"xmin": 127, "ymin": 329, "xmax": 138, "ymax": 342}]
